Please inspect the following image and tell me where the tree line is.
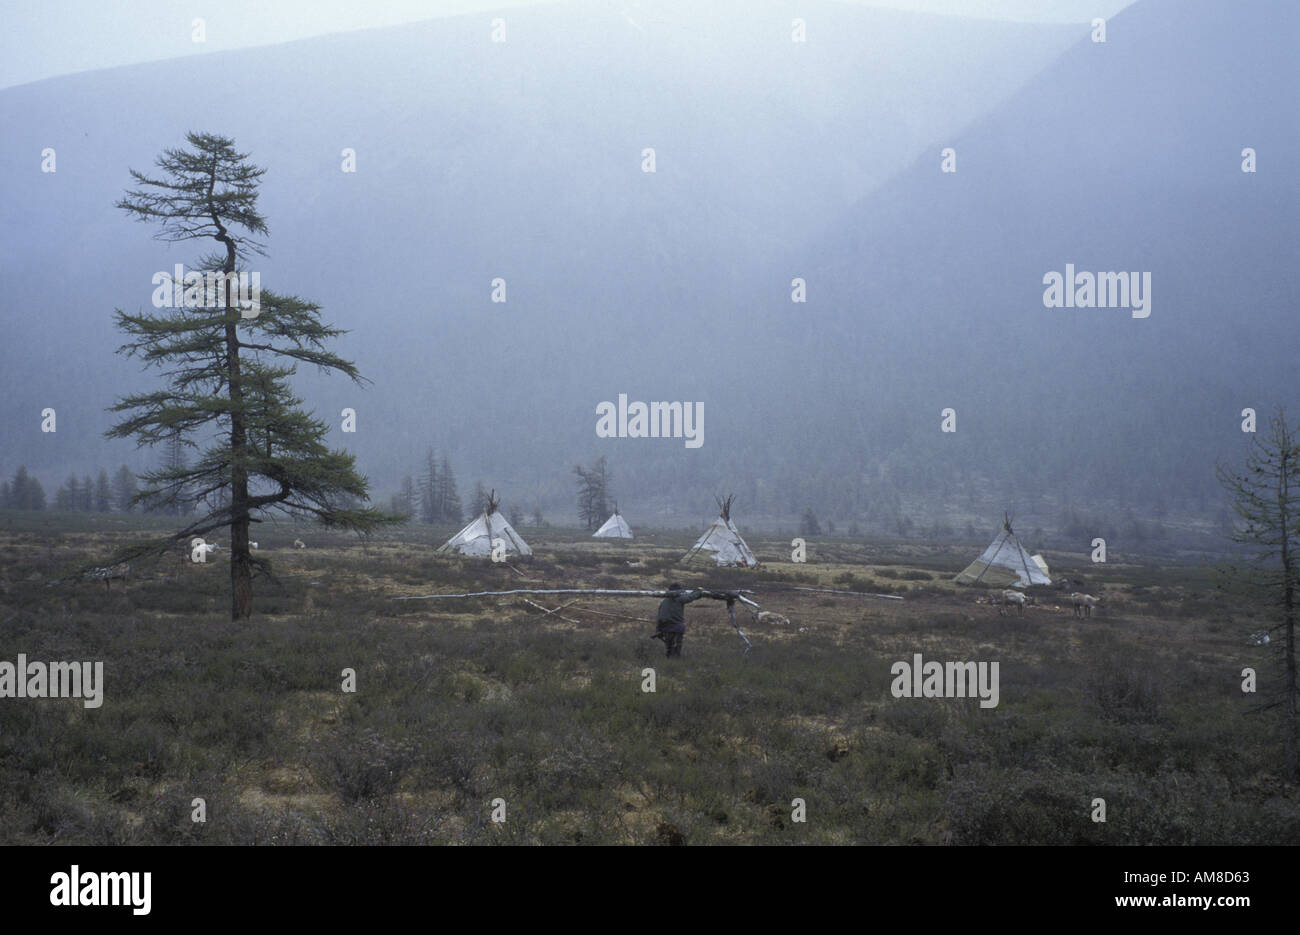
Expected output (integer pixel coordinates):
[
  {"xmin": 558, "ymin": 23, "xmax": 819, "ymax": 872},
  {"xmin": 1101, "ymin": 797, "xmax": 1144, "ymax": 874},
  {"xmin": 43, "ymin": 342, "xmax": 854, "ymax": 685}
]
[
  {"xmin": 573, "ymin": 456, "xmax": 611, "ymax": 530},
  {"xmin": 389, "ymin": 449, "xmax": 464, "ymax": 524},
  {"xmin": 388, "ymin": 450, "xmax": 557, "ymax": 529},
  {"xmin": 0, "ymin": 463, "xmax": 203, "ymax": 515}
]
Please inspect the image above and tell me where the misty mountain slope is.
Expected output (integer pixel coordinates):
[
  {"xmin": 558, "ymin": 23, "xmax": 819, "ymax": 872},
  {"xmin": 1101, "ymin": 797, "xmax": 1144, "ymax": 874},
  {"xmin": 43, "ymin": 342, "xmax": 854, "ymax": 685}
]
[
  {"xmin": 762, "ymin": 0, "xmax": 1300, "ymax": 521},
  {"xmin": 0, "ymin": 1, "xmax": 1083, "ymax": 513}
]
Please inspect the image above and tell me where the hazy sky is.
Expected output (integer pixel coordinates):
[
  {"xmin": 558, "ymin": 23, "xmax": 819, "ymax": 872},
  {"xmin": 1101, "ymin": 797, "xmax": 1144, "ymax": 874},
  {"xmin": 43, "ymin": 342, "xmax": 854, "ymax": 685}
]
[{"xmin": 3, "ymin": 0, "xmax": 1138, "ymax": 90}]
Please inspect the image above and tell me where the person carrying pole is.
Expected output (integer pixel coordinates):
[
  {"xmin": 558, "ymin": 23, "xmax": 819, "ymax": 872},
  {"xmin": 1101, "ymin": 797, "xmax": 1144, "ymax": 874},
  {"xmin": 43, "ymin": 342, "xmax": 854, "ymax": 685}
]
[{"xmin": 652, "ymin": 582, "xmax": 704, "ymax": 658}]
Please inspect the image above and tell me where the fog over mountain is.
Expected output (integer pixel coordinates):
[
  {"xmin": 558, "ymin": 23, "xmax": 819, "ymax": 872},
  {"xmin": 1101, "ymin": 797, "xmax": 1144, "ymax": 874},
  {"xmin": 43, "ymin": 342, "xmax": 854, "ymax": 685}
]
[
  {"xmin": 1, "ymin": 0, "xmax": 1295, "ymax": 543},
  {"xmin": 773, "ymin": 0, "xmax": 1300, "ymax": 536}
]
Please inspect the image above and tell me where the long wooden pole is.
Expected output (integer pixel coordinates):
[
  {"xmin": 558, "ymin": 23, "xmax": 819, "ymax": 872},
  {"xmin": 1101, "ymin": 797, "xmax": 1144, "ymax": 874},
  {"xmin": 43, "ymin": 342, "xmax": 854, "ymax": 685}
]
[
  {"xmin": 393, "ymin": 587, "xmax": 754, "ymax": 601},
  {"xmin": 786, "ymin": 586, "xmax": 904, "ymax": 601},
  {"xmin": 393, "ymin": 587, "xmax": 759, "ymax": 651}
]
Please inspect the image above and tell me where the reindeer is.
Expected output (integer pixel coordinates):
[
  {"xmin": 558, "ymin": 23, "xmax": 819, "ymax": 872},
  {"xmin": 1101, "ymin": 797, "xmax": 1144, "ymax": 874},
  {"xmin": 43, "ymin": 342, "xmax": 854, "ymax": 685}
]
[
  {"xmin": 293, "ymin": 539, "xmax": 306, "ymax": 549},
  {"xmin": 85, "ymin": 562, "xmax": 130, "ymax": 591},
  {"xmin": 984, "ymin": 590, "xmax": 1023, "ymax": 615},
  {"xmin": 1070, "ymin": 593, "xmax": 1098, "ymax": 617},
  {"xmin": 1000, "ymin": 590, "xmax": 1026, "ymax": 614}
]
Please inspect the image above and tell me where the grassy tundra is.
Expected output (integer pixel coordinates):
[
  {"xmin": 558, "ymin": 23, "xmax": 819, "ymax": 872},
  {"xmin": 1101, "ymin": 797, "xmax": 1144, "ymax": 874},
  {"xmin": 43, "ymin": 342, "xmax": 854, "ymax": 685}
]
[{"xmin": 0, "ymin": 512, "xmax": 1296, "ymax": 845}]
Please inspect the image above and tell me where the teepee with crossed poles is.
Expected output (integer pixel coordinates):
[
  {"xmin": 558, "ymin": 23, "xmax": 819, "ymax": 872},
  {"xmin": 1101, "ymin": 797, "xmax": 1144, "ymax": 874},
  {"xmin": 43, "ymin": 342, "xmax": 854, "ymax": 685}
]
[
  {"xmin": 682, "ymin": 494, "xmax": 758, "ymax": 567},
  {"xmin": 593, "ymin": 503, "xmax": 633, "ymax": 539},
  {"xmin": 954, "ymin": 514, "xmax": 1049, "ymax": 588},
  {"xmin": 438, "ymin": 489, "xmax": 532, "ymax": 557}
]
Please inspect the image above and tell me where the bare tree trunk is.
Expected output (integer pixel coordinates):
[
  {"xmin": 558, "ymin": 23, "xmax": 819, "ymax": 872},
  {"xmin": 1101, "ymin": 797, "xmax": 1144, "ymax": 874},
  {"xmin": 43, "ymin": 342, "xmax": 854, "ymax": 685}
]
[
  {"xmin": 1282, "ymin": 444, "xmax": 1299, "ymax": 777},
  {"xmin": 212, "ymin": 168, "xmax": 253, "ymax": 621},
  {"xmin": 226, "ymin": 314, "xmax": 252, "ymax": 620},
  {"xmin": 1287, "ymin": 593, "xmax": 1298, "ymax": 779}
]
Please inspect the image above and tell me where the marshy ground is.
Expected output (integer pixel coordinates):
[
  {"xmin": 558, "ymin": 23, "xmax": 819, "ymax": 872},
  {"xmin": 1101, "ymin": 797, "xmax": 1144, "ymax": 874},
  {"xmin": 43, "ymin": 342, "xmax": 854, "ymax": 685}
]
[{"xmin": 0, "ymin": 512, "xmax": 1295, "ymax": 844}]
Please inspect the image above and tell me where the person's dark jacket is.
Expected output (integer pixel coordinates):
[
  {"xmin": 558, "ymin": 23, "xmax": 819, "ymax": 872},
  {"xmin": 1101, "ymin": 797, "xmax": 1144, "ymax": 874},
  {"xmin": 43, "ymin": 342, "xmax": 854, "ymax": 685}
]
[{"xmin": 656, "ymin": 589, "xmax": 703, "ymax": 633}]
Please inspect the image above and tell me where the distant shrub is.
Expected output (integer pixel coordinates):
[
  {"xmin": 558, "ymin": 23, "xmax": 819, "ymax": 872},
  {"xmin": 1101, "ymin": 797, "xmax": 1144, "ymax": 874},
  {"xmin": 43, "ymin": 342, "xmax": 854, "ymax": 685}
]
[
  {"xmin": 1087, "ymin": 665, "xmax": 1162, "ymax": 724},
  {"xmin": 945, "ymin": 766, "xmax": 1289, "ymax": 845},
  {"xmin": 880, "ymin": 700, "xmax": 948, "ymax": 739},
  {"xmin": 313, "ymin": 728, "xmax": 413, "ymax": 803},
  {"xmin": 945, "ymin": 767, "xmax": 1102, "ymax": 845},
  {"xmin": 873, "ymin": 567, "xmax": 930, "ymax": 581},
  {"xmin": 322, "ymin": 799, "xmax": 442, "ymax": 845}
]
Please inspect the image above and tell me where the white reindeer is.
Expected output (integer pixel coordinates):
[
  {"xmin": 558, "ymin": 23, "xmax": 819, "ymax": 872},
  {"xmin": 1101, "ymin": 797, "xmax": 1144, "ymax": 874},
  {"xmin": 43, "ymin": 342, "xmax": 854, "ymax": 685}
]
[
  {"xmin": 250, "ymin": 542, "xmax": 258, "ymax": 549},
  {"xmin": 1001, "ymin": 590, "xmax": 1026, "ymax": 614},
  {"xmin": 757, "ymin": 611, "xmax": 790, "ymax": 626},
  {"xmin": 1070, "ymin": 593, "xmax": 1098, "ymax": 617},
  {"xmin": 85, "ymin": 562, "xmax": 130, "ymax": 591},
  {"xmin": 293, "ymin": 539, "xmax": 306, "ymax": 549}
]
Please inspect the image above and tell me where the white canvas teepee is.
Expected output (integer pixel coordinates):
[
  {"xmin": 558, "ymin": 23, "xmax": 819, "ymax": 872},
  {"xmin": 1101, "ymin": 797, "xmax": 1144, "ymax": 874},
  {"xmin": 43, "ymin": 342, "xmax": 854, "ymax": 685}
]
[
  {"xmin": 683, "ymin": 495, "xmax": 758, "ymax": 566},
  {"xmin": 438, "ymin": 491, "xmax": 532, "ymax": 557},
  {"xmin": 593, "ymin": 506, "xmax": 633, "ymax": 538},
  {"xmin": 954, "ymin": 515, "xmax": 1049, "ymax": 588}
]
